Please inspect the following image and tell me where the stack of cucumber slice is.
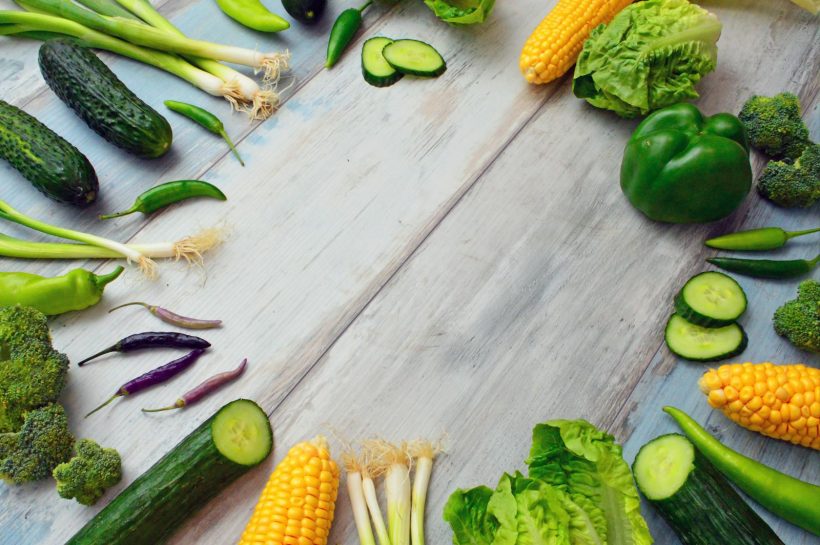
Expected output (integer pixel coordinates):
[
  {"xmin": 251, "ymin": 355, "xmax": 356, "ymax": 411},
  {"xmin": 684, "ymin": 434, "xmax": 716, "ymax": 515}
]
[
  {"xmin": 665, "ymin": 271, "xmax": 748, "ymax": 361},
  {"xmin": 362, "ymin": 37, "xmax": 446, "ymax": 87}
]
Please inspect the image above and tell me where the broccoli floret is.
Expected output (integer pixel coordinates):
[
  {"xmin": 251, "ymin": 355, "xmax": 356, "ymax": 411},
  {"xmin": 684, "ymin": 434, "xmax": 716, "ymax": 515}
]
[
  {"xmin": 0, "ymin": 306, "xmax": 69, "ymax": 433},
  {"xmin": 739, "ymin": 93, "xmax": 812, "ymax": 159},
  {"xmin": 0, "ymin": 403, "xmax": 75, "ymax": 484},
  {"xmin": 773, "ymin": 280, "xmax": 819, "ymax": 354},
  {"xmin": 53, "ymin": 439, "xmax": 122, "ymax": 505},
  {"xmin": 757, "ymin": 143, "xmax": 820, "ymax": 208}
]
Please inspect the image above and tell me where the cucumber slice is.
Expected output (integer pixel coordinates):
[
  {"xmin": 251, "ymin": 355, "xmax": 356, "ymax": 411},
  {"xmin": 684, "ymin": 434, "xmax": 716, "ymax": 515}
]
[
  {"xmin": 634, "ymin": 434, "xmax": 784, "ymax": 545},
  {"xmin": 674, "ymin": 272, "xmax": 747, "ymax": 327},
  {"xmin": 664, "ymin": 314, "xmax": 747, "ymax": 362},
  {"xmin": 212, "ymin": 398, "xmax": 273, "ymax": 466},
  {"xmin": 382, "ymin": 39, "xmax": 446, "ymax": 78},
  {"xmin": 362, "ymin": 37, "xmax": 402, "ymax": 88}
]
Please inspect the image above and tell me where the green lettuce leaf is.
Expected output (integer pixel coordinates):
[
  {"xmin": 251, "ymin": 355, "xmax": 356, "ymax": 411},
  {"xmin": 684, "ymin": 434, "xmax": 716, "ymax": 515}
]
[
  {"xmin": 527, "ymin": 420, "xmax": 653, "ymax": 545},
  {"xmin": 572, "ymin": 0, "xmax": 722, "ymax": 118},
  {"xmin": 444, "ymin": 485, "xmax": 507, "ymax": 545},
  {"xmin": 422, "ymin": 0, "xmax": 496, "ymax": 25}
]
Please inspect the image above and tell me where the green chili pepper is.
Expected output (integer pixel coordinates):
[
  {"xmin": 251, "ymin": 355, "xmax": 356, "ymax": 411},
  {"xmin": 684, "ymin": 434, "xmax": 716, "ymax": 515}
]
[
  {"xmin": 165, "ymin": 100, "xmax": 244, "ymax": 166},
  {"xmin": 707, "ymin": 255, "xmax": 819, "ymax": 279},
  {"xmin": 706, "ymin": 227, "xmax": 820, "ymax": 251},
  {"xmin": 326, "ymin": 1, "xmax": 372, "ymax": 68},
  {"xmin": 99, "ymin": 180, "xmax": 227, "ymax": 220},
  {"xmin": 214, "ymin": 0, "xmax": 290, "ymax": 32},
  {"xmin": 0, "ymin": 266, "xmax": 123, "ymax": 315}
]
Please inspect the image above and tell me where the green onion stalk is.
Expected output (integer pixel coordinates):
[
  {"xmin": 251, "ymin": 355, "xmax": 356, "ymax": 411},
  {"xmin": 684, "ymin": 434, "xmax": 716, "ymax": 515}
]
[
  {"xmin": 367, "ymin": 440, "xmax": 411, "ymax": 545},
  {"xmin": 343, "ymin": 453, "xmax": 378, "ymax": 545},
  {"xmin": 361, "ymin": 460, "xmax": 391, "ymax": 545},
  {"xmin": 0, "ymin": 12, "xmax": 226, "ymax": 97},
  {"xmin": 409, "ymin": 441, "xmax": 439, "ymax": 545},
  {"xmin": 14, "ymin": 0, "xmax": 289, "ymax": 83}
]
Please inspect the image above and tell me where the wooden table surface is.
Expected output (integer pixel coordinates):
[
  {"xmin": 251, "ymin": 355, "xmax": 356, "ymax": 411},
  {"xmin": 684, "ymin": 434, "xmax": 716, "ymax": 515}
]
[{"xmin": 1, "ymin": 1, "xmax": 818, "ymax": 543}]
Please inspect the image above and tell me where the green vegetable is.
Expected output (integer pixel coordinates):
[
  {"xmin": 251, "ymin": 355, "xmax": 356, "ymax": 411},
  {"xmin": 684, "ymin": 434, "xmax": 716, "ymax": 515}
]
[
  {"xmin": 382, "ymin": 39, "xmax": 446, "ymax": 78},
  {"xmin": 757, "ymin": 143, "xmax": 820, "ymax": 208},
  {"xmin": 0, "ymin": 99, "xmax": 98, "ymax": 206},
  {"xmin": 66, "ymin": 399, "xmax": 273, "ymax": 545},
  {"xmin": 39, "ymin": 38, "xmax": 173, "ymax": 159},
  {"xmin": 773, "ymin": 280, "xmax": 819, "ymax": 353},
  {"xmin": 422, "ymin": 0, "xmax": 495, "ymax": 25},
  {"xmin": 164, "ymin": 101, "xmax": 244, "ymax": 166},
  {"xmin": 572, "ymin": 0, "xmax": 721, "ymax": 118},
  {"xmin": 443, "ymin": 419, "xmax": 652, "ymax": 545},
  {"xmin": 0, "ymin": 306, "xmax": 69, "ymax": 433},
  {"xmin": 281, "ymin": 0, "xmax": 326, "ymax": 24},
  {"xmin": 665, "ymin": 406, "xmax": 820, "ymax": 536},
  {"xmin": 100, "ymin": 180, "xmax": 227, "ymax": 220},
  {"xmin": 674, "ymin": 271, "xmax": 747, "ymax": 327},
  {"xmin": 53, "ymin": 439, "xmax": 122, "ymax": 505},
  {"xmin": 0, "ymin": 267, "xmax": 124, "ymax": 315},
  {"xmin": 633, "ymin": 433, "xmax": 785, "ymax": 545},
  {"xmin": 215, "ymin": 0, "xmax": 290, "ymax": 32},
  {"xmin": 707, "ymin": 255, "xmax": 819, "ymax": 279},
  {"xmin": 0, "ymin": 403, "xmax": 75, "ymax": 484},
  {"xmin": 362, "ymin": 37, "xmax": 402, "ymax": 88},
  {"xmin": 738, "ymin": 93, "xmax": 812, "ymax": 159},
  {"xmin": 326, "ymin": 1, "xmax": 371, "ymax": 68},
  {"xmin": 705, "ymin": 226, "xmax": 820, "ymax": 251},
  {"xmin": 620, "ymin": 103, "xmax": 752, "ymax": 223},
  {"xmin": 664, "ymin": 314, "xmax": 748, "ymax": 362}
]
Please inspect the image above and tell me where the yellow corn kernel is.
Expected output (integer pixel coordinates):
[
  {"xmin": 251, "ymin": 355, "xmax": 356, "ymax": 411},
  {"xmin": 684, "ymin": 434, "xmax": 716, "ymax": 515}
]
[
  {"xmin": 519, "ymin": 0, "xmax": 634, "ymax": 85},
  {"xmin": 239, "ymin": 436, "xmax": 340, "ymax": 545},
  {"xmin": 698, "ymin": 363, "xmax": 820, "ymax": 450}
]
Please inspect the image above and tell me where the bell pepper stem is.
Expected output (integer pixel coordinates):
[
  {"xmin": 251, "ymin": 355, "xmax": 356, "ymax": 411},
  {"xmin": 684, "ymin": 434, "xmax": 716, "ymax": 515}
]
[{"xmin": 786, "ymin": 227, "xmax": 820, "ymax": 239}]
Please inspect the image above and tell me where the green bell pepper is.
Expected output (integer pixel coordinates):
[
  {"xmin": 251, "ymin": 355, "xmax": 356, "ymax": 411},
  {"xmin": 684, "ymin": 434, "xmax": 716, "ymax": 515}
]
[{"xmin": 620, "ymin": 103, "xmax": 752, "ymax": 223}]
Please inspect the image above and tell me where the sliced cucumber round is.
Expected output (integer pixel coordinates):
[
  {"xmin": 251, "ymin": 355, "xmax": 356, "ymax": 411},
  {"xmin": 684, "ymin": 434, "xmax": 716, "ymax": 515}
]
[
  {"xmin": 212, "ymin": 398, "xmax": 273, "ymax": 466},
  {"xmin": 664, "ymin": 314, "xmax": 747, "ymax": 362},
  {"xmin": 362, "ymin": 37, "xmax": 402, "ymax": 88},
  {"xmin": 634, "ymin": 434, "xmax": 695, "ymax": 501},
  {"xmin": 382, "ymin": 39, "xmax": 446, "ymax": 78},
  {"xmin": 674, "ymin": 272, "xmax": 747, "ymax": 327}
]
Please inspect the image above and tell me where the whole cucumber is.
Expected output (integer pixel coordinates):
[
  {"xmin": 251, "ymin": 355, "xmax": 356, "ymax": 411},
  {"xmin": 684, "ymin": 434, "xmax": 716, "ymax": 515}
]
[
  {"xmin": 38, "ymin": 39, "xmax": 172, "ymax": 159},
  {"xmin": 282, "ymin": 0, "xmax": 327, "ymax": 24},
  {"xmin": 0, "ymin": 100, "xmax": 99, "ymax": 206}
]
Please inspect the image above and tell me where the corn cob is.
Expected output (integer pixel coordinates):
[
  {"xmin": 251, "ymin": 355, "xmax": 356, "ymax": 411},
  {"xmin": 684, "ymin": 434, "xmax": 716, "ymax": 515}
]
[
  {"xmin": 699, "ymin": 362, "xmax": 820, "ymax": 450},
  {"xmin": 239, "ymin": 436, "xmax": 340, "ymax": 545},
  {"xmin": 520, "ymin": 0, "xmax": 633, "ymax": 85}
]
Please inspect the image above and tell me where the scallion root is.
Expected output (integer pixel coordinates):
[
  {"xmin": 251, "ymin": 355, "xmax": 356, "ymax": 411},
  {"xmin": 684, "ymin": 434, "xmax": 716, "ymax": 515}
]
[{"xmin": 260, "ymin": 50, "xmax": 290, "ymax": 86}]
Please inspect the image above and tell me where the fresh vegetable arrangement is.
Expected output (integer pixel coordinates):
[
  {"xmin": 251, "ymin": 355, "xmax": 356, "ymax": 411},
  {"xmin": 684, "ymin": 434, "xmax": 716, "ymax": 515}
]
[
  {"xmin": 99, "ymin": 179, "xmax": 227, "ymax": 220},
  {"xmin": 773, "ymin": 280, "xmax": 819, "ymax": 353},
  {"xmin": 0, "ymin": 267, "xmax": 123, "ymax": 315}
]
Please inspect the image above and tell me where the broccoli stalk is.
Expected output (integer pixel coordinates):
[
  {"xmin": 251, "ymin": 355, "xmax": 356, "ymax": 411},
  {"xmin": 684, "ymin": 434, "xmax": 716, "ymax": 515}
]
[
  {"xmin": 739, "ymin": 92, "xmax": 812, "ymax": 160},
  {"xmin": 773, "ymin": 280, "xmax": 819, "ymax": 353},
  {"xmin": 757, "ymin": 143, "xmax": 820, "ymax": 208},
  {"xmin": 0, "ymin": 403, "xmax": 75, "ymax": 484},
  {"xmin": 53, "ymin": 439, "xmax": 122, "ymax": 505}
]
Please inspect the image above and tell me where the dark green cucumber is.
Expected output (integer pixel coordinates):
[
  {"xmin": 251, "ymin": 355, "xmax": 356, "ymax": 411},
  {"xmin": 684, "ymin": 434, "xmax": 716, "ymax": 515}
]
[
  {"xmin": 66, "ymin": 399, "xmax": 272, "ymax": 545},
  {"xmin": 382, "ymin": 39, "xmax": 446, "ymax": 78},
  {"xmin": 362, "ymin": 37, "xmax": 402, "ymax": 88},
  {"xmin": 281, "ymin": 0, "xmax": 326, "ymax": 24},
  {"xmin": 633, "ymin": 434, "xmax": 784, "ymax": 545},
  {"xmin": 665, "ymin": 314, "xmax": 747, "ymax": 362},
  {"xmin": 38, "ymin": 39, "xmax": 172, "ymax": 159},
  {"xmin": 0, "ymin": 100, "xmax": 98, "ymax": 206},
  {"xmin": 674, "ymin": 271, "xmax": 747, "ymax": 327}
]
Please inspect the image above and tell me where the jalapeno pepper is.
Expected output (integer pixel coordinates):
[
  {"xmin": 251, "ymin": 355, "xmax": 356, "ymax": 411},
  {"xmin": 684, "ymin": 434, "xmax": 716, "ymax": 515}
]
[
  {"xmin": 214, "ymin": 0, "xmax": 290, "ymax": 32},
  {"xmin": 707, "ymin": 255, "xmax": 819, "ymax": 279},
  {"xmin": 705, "ymin": 227, "xmax": 820, "ymax": 251},
  {"xmin": 326, "ymin": 1, "xmax": 372, "ymax": 68},
  {"xmin": 99, "ymin": 180, "xmax": 226, "ymax": 220},
  {"xmin": 164, "ymin": 100, "xmax": 244, "ymax": 166},
  {"xmin": 0, "ymin": 266, "xmax": 123, "ymax": 315}
]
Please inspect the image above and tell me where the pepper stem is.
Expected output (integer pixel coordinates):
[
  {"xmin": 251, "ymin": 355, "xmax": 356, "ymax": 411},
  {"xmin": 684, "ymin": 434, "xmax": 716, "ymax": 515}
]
[
  {"xmin": 809, "ymin": 254, "xmax": 820, "ymax": 267},
  {"xmin": 77, "ymin": 345, "xmax": 119, "ymax": 366},
  {"xmin": 358, "ymin": 0, "xmax": 373, "ymax": 11},
  {"xmin": 141, "ymin": 404, "xmax": 182, "ymax": 413},
  {"xmin": 109, "ymin": 301, "xmax": 153, "ymax": 314},
  {"xmin": 94, "ymin": 266, "xmax": 124, "ymax": 289},
  {"xmin": 85, "ymin": 393, "xmax": 122, "ymax": 418},
  {"xmin": 786, "ymin": 227, "xmax": 820, "ymax": 239},
  {"xmin": 219, "ymin": 128, "xmax": 245, "ymax": 167},
  {"xmin": 99, "ymin": 204, "xmax": 141, "ymax": 220}
]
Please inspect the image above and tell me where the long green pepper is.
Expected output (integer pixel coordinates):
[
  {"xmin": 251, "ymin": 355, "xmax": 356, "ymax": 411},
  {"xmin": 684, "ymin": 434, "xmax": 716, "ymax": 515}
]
[
  {"xmin": 326, "ymin": 1, "xmax": 372, "ymax": 68},
  {"xmin": 100, "ymin": 180, "xmax": 226, "ymax": 220},
  {"xmin": 707, "ymin": 254, "xmax": 820, "ymax": 279},
  {"xmin": 0, "ymin": 266, "xmax": 123, "ymax": 315},
  {"xmin": 705, "ymin": 227, "xmax": 820, "ymax": 251},
  {"xmin": 165, "ymin": 100, "xmax": 244, "ymax": 166}
]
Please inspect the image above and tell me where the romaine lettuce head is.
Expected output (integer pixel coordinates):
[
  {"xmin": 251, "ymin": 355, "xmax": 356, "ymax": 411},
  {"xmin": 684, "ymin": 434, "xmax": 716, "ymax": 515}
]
[
  {"xmin": 423, "ymin": 0, "xmax": 496, "ymax": 25},
  {"xmin": 443, "ymin": 485, "xmax": 505, "ymax": 545},
  {"xmin": 572, "ymin": 0, "xmax": 722, "ymax": 118}
]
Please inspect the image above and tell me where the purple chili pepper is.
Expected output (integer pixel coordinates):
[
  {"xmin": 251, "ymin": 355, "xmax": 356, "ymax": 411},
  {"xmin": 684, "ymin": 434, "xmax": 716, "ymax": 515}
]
[
  {"xmin": 142, "ymin": 358, "xmax": 248, "ymax": 413},
  {"xmin": 77, "ymin": 332, "xmax": 211, "ymax": 366},
  {"xmin": 85, "ymin": 348, "xmax": 206, "ymax": 418},
  {"xmin": 109, "ymin": 301, "xmax": 222, "ymax": 330}
]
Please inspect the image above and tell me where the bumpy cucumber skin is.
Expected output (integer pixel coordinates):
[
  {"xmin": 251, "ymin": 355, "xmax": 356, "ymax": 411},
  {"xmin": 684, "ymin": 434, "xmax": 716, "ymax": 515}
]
[
  {"xmin": 634, "ymin": 434, "xmax": 784, "ymax": 545},
  {"xmin": 0, "ymin": 100, "xmax": 98, "ymax": 206},
  {"xmin": 39, "ymin": 39, "xmax": 172, "ymax": 159},
  {"xmin": 664, "ymin": 314, "xmax": 748, "ymax": 362},
  {"xmin": 66, "ymin": 399, "xmax": 272, "ymax": 545},
  {"xmin": 362, "ymin": 37, "xmax": 403, "ymax": 88}
]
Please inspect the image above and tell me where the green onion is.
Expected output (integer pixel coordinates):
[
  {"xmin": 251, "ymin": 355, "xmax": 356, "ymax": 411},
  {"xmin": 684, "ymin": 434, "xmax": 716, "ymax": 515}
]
[
  {"xmin": 409, "ymin": 441, "xmax": 438, "ymax": 545},
  {"xmin": 362, "ymin": 462, "xmax": 391, "ymax": 545},
  {"xmin": 343, "ymin": 453, "xmax": 378, "ymax": 545},
  {"xmin": 368, "ymin": 440, "xmax": 411, "ymax": 545}
]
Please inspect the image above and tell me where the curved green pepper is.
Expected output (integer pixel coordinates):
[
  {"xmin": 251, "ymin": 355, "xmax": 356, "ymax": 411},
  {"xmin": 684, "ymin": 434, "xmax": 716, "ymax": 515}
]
[
  {"xmin": 215, "ymin": 0, "xmax": 290, "ymax": 32},
  {"xmin": 0, "ymin": 266, "xmax": 123, "ymax": 315},
  {"xmin": 620, "ymin": 103, "xmax": 752, "ymax": 224}
]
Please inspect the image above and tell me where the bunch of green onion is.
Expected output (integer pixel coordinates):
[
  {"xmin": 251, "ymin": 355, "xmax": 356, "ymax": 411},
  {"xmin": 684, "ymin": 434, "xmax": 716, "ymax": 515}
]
[{"xmin": 0, "ymin": 0, "xmax": 289, "ymax": 118}]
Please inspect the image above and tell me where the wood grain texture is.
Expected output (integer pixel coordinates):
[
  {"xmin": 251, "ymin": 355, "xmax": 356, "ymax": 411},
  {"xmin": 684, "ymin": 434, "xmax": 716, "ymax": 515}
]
[{"xmin": 0, "ymin": 0, "xmax": 818, "ymax": 544}]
